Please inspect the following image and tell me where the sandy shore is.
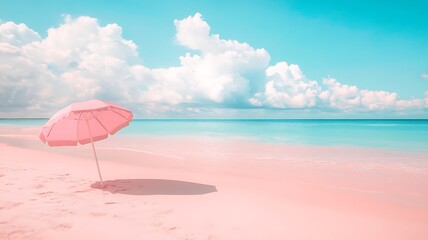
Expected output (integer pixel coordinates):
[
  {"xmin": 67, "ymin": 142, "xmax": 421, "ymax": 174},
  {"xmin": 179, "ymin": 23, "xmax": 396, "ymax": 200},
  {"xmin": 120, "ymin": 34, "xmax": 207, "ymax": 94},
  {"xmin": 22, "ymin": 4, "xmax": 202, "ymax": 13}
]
[{"xmin": 1, "ymin": 125, "xmax": 428, "ymax": 239}]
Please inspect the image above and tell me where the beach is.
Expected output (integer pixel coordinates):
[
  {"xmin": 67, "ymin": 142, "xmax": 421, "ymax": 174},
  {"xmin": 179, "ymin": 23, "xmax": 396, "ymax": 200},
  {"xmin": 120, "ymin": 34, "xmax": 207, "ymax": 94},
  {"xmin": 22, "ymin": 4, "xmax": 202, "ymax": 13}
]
[
  {"xmin": 1, "ymin": 125, "xmax": 428, "ymax": 240},
  {"xmin": 2, "ymin": 0, "xmax": 428, "ymax": 239}
]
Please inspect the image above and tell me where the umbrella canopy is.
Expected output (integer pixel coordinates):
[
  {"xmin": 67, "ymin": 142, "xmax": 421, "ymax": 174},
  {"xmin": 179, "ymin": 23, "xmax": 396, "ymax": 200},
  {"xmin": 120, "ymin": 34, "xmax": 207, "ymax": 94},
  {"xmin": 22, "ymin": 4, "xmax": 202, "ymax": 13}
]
[
  {"xmin": 39, "ymin": 99, "xmax": 133, "ymax": 187},
  {"xmin": 40, "ymin": 99, "xmax": 133, "ymax": 146}
]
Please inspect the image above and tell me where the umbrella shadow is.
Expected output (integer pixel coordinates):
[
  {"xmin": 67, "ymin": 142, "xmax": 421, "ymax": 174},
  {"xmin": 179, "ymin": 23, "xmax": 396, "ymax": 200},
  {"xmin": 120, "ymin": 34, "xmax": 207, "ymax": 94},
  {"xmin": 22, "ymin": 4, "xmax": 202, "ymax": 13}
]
[{"xmin": 90, "ymin": 179, "xmax": 217, "ymax": 195}]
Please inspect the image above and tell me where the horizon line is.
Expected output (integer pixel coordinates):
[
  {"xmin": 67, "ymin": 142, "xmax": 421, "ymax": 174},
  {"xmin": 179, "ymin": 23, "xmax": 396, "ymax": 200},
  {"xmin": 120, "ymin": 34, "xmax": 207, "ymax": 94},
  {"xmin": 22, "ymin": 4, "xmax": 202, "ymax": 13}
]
[{"xmin": 1, "ymin": 118, "xmax": 428, "ymax": 121}]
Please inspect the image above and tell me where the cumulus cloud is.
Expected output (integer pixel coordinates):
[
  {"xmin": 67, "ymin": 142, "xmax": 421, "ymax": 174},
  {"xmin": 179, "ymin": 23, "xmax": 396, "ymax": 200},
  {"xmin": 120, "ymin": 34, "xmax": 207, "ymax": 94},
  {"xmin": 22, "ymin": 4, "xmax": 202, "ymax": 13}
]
[
  {"xmin": 0, "ymin": 21, "xmax": 41, "ymax": 46},
  {"xmin": 422, "ymin": 73, "xmax": 428, "ymax": 79},
  {"xmin": 249, "ymin": 62, "xmax": 320, "ymax": 108},
  {"xmin": 0, "ymin": 22, "xmax": 54, "ymax": 113},
  {"xmin": 320, "ymin": 78, "xmax": 426, "ymax": 111},
  {"xmin": 0, "ymin": 16, "xmax": 143, "ymax": 116},
  {"xmin": 136, "ymin": 12, "xmax": 271, "ymax": 109},
  {"xmin": 0, "ymin": 13, "xmax": 426, "ymax": 117}
]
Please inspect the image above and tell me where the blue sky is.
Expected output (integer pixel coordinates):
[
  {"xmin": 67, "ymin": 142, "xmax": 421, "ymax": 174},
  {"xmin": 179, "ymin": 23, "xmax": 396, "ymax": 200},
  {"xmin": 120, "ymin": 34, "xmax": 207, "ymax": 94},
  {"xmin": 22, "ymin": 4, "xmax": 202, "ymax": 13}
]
[{"xmin": 0, "ymin": 0, "xmax": 427, "ymax": 118}]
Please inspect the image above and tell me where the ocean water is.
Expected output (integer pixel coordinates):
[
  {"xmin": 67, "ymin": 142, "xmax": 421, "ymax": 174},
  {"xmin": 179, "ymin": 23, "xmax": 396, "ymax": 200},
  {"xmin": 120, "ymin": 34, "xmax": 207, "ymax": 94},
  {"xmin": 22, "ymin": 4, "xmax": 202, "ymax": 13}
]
[{"xmin": 1, "ymin": 119, "xmax": 427, "ymax": 152}]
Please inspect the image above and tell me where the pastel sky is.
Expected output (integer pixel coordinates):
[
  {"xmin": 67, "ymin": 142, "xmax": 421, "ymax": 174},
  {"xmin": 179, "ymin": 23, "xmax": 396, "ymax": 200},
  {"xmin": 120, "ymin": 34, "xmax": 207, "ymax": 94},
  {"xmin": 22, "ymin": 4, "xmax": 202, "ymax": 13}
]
[{"xmin": 1, "ymin": 0, "xmax": 427, "ymax": 118}]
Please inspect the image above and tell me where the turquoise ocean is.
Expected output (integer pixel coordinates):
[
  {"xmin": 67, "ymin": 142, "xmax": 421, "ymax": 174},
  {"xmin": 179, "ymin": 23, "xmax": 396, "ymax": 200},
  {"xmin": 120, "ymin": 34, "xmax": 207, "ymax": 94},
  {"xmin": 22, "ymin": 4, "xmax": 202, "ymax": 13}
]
[{"xmin": 1, "ymin": 119, "xmax": 427, "ymax": 152}]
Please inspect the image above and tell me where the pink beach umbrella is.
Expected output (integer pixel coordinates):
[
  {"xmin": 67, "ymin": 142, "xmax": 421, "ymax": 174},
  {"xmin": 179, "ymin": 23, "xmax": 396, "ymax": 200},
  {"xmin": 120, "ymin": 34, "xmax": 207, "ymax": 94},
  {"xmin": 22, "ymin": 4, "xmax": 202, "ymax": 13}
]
[{"xmin": 39, "ymin": 99, "xmax": 133, "ymax": 188}]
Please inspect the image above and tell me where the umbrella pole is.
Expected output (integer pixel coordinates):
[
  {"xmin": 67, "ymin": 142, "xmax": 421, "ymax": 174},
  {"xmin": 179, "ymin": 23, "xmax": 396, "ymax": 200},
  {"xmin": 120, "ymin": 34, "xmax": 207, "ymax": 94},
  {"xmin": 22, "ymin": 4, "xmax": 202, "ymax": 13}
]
[
  {"xmin": 90, "ymin": 139, "xmax": 104, "ymax": 188},
  {"xmin": 86, "ymin": 118, "xmax": 104, "ymax": 188}
]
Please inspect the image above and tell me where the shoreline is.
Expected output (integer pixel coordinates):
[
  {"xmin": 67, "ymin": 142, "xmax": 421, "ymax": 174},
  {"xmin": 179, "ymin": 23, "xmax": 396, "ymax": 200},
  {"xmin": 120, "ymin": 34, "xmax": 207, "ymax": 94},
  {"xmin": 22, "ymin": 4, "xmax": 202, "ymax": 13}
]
[
  {"xmin": 1, "ymin": 118, "xmax": 428, "ymax": 152},
  {"xmin": 1, "ymin": 123, "xmax": 427, "ymax": 154}
]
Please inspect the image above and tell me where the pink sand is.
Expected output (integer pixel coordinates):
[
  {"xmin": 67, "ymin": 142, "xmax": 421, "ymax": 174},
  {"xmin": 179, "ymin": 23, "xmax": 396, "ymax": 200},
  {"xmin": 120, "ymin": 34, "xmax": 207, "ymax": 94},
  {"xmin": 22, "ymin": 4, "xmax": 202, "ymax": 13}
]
[{"xmin": 1, "ymin": 126, "xmax": 428, "ymax": 239}]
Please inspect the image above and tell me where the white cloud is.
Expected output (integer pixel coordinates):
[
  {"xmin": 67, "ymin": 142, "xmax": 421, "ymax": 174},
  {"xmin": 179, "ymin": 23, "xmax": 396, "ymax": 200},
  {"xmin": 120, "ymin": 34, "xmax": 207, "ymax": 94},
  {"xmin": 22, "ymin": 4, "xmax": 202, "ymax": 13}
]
[
  {"xmin": 29, "ymin": 16, "xmax": 139, "ymax": 68},
  {"xmin": 319, "ymin": 78, "xmax": 363, "ymax": 109},
  {"xmin": 0, "ymin": 22, "xmax": 51, "ymax": 113},
  {"xmin": 320, "ymin": 78, "xmax": 426, "ymax": 111},
  {"xmin": 31, "ymin": 16, "xmax": 141, "ymax": 104},
  {"xmin": 0, "ymin": 13, "xmax": 426, "ymax": 117},
  {"xmin": 422, "ymin": 73, "xmax": 428, "ymax": 79},
  {"xmin": 249, "ymin": 62, "xmax": 320, "ymax": 108},
  {"xmin": 0, "ymin": 21, "xmax": 41, "ymax": 46},
  {"xmin": 140, "ymin": 13, "xmax": 270, "ymax": 106},
  {"xmin": 0, "ymin": 16, "xmax": 143, "ymax": 116}
]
